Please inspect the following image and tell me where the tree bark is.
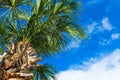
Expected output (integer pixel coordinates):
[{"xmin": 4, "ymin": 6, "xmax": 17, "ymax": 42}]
[{"xmin": 0, "ymin": 39, "xmax": 42, "ymax": 80}]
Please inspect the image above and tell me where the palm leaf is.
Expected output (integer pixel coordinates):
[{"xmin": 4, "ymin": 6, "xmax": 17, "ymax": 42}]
[
  {"xmin": 31, "ymin": 64, "xmax": 57, "ymax": 80},
  {"xmin": 26, "ymin": 0, "xmax": 85, "ymax": 56}
]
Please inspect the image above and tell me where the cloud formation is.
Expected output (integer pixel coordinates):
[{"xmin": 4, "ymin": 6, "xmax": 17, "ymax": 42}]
[
  {"xmin": 102, "ymin": 17, "xmax": 112, "ymax": 31},
  {"xmin": 63, "ymin": 39, "xmax": 82, "ymax": 51},
  {"xmin": 57, "ymin": 49, "xmax": 120, "ymax": 80},
  {"xmin": 86, "ymin": 0, "xmax": 103, "ymax": 6},
  {"xmin": 87, "ymin": 17, "xmax": 113, "ymax": 34},
  {"xmin": 87, "ymin": 22, "xmax": 98, "ymax": 33},
  {"xmin": 111, "ymin": 33, "xmax": 120, "ymax": 40},
  {"xmin": 99, "ymin": 39, "xmax": 111, "ymax": 45}
]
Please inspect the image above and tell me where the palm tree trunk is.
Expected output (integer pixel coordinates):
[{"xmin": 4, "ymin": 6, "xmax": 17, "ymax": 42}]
[{"xmin": 0, "ymin": 38, "xmax": 42, "ymax": 80}]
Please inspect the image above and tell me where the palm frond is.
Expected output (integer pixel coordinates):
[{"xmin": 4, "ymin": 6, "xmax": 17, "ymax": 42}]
[
  {"xmin": 25, "ymin": 0, "xmax": 85, "ymax": 56},
  {"xmin": 31, "ymin": 64, "xmax": 57, "ymax": 80}
]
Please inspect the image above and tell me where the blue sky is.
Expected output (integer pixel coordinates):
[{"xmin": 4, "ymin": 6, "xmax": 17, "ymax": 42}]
[
  {"xmin": 0, "ymin": 0, "xmax": 120, "ymax": 80},
  {"xmin": 43, "ymin": 0, "xmax": 120, "ymax": 80}
]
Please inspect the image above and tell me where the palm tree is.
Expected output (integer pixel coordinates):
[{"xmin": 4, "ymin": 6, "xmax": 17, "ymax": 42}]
[{"xmin": 0, "ymin": 0, "xmax": 86, "ymax": 80}]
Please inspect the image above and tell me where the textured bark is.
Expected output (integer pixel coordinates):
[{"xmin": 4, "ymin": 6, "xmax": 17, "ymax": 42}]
[{"xmin": 0, "ymin": 38, "xmax": 42, "ymax": 80}]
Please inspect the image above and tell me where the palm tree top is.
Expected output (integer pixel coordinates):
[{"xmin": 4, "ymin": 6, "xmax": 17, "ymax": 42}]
[{"xmin": 0, "ymin": 0, "xmax": 86, "ymax": 56}]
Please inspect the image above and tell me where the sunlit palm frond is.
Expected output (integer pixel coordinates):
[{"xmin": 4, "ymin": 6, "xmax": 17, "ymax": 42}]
[
  {"xmin": 31, "ymin": 64, "xmax": 57, "ymax": 80},
  {"xmin": 26, "ymin": 0, "xmax": 85, "ymax": 56},
  {"xmin": 0, "ymin": 0, "xmax": 31, "ymax": 29}
]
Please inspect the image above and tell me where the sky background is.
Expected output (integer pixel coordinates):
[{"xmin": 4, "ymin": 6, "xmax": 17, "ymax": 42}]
[{"xmin": 43, "ymin": 0, "xmax": 120, "ymax": 80}]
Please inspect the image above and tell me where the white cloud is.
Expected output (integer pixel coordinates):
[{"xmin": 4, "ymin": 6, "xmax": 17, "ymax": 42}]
[
  {"xmin": 86, "ymin": 0, "xmax": 103, "ymax": 6},
  {"xmin": 87, "ymin": 22, "xmax": 104, "ymax": 34},
  {"xmin": 98, "ymin": 33, "xmax": 120, "ymax": 46},
  {"xmin": 99, "ymin": 39, "xmax": 111, "ymax": 45},
  {"xmin": 102, "ymin": 17, "xmax": 112, "ymax": 31},
  {"xmin": 111, "ymin": 33, "xmax": 120, "ymax": 40},
  {"xmin": 64, "ymin": 40, "xmax": 81, "ymax": 51},
  {"xmin": 57, "ymin": 49, "xmax": 120, "ymax": 80},
  {"xmin": 67, "ymin": 41, "xmax": 80, "ymax": 48},
  {"xmin": 87, "ymin": 22, "xmax": 97, "ymax": 33},
  {"xmin": 87, "ymin": 17, "xmax": 113, "ymax": 34}
]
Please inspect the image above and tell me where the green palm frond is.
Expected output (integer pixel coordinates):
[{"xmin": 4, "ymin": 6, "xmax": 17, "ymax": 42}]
[
  {"xmin": 0, "ymin": 20, "xmax": 15, "ymax": 44},
  {"xmin": 0, "ymin": 0, "xmax": 31, "ymax": 28},
  {"xmin": 25, "ymin": 0, "xmax": 85, "ymax": 56},
  {"xmin": 65, "ymin": 25, "xmax": 86, "ymax": 39},
  {"xmin": 0, "ymin": 47, "xmax": 4, "ymax": 55},
  {"xmin": 31, "ymin": 64, "xmax": 57, "ymax": 80}
]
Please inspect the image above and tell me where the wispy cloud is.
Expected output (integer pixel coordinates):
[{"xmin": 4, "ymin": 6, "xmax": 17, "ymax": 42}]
[
  {"xmin": 87, "ymin": 22, "xmax": 98, "ymax": 33},
  {"xmin": 67, "ymin": 41, "xmax": 80, "ymax": 49},
  {"xmin": 87, "ymin": 22, "xmax": 103, "ymax": 34},
  {"xmin": 98, "ymin": 33, "xmax": 120, "ymax": 46},
  {"xmin": 111, "ymin": 33, "xmax": 120, "ymax": 40},
  {"xmin": 99, "ymin": 39, "xmax": 111, "ymax": 45},
  {"xmin": 64, "ymin": 40, "xmax": 81, "ymax": 51},
  {"xmin": 87, "ymin": 17, "xmax": 113, "ymax": 34},
  {"xmin": 86, "ymin": 0, "xmax": 103, "ymax": 6},
  {"xmin": 102, "ymin": 17, "xmax": 112, "ymax": 31},
  {"xmin": 105, "ymin": 0, "xmax": 115, "ymax": 12},
  {"xmin": 57, "ymin": 49, "xmax": 120, "ymax": 80},
  {"xmin": 105, "ymin": 4, "xmax": 112, "ymax": 12}
]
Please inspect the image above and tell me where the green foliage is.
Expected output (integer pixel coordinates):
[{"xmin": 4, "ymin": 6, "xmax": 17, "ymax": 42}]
[
  {"xmin": 0, "ymin": 48, "xmax": 3, "ymax": 54},
  {"xmin": 31, "ymin": 64, "xmax": 57, "ymax": 80},
  {"xmin": 0, "ymin": 0, "xmax": 86, "ymax": 80}
]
